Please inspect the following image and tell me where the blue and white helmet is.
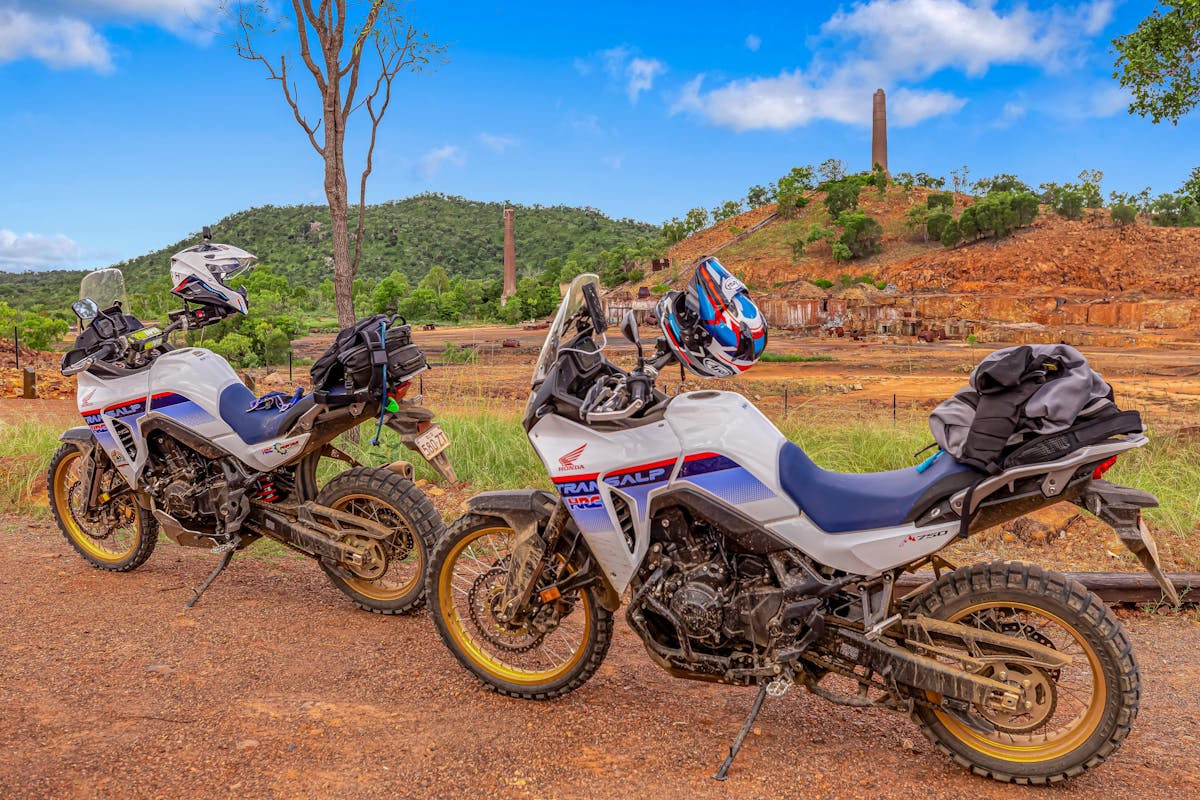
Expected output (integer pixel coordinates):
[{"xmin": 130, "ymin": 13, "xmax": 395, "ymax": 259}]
[
  {"xmin": 657, "ymin": 257, "xmax": 767, "ymax": 378},
  {"xmin": 169, "ymin": 241, "xmax": 254, "ymax": 314}
]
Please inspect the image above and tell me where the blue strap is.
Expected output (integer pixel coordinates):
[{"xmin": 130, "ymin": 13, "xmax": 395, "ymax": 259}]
[
  {"xmin": 915, "ymin": 450, "xmax": 943, "ymax": 473},
  {"xmin": 370, "ymin": 319, "xmax": 388, "ymax": 446}
]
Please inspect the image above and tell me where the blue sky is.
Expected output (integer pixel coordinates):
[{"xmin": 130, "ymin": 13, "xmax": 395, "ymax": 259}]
[{"xmin": 0, "ymin": 0, "xmax": 1195, "ymax": 270}]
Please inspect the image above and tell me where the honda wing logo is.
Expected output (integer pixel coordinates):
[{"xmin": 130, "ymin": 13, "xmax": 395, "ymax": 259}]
[{"xmin": 558, "ymin": 444, "xmax": 587, "ymax": 472}]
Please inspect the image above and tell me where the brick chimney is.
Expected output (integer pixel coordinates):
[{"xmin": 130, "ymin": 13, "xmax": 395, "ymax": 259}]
[
  {"xmin": 871, "ymin": 88, "xmax": 889, "ymax": 177},
  {"xmin": 501, "ymin": 207, "xmax": 516, "ymax": 306}
]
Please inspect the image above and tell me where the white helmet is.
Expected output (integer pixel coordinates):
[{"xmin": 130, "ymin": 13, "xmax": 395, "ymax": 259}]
[{"xmin": 169, "ymin": 234, "xmax": 255, "ymax": 314}]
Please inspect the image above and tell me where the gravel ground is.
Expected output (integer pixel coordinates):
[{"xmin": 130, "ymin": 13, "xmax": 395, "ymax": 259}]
[{"xmin": 2, "ymin": 517, "xmax": 1197, "ymax": 800}]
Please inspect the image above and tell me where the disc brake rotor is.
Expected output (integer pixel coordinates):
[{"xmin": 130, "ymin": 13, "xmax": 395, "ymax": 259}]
[{"xmin": 466, "ymin": 566, "xmax": 548, "ymax": 654}]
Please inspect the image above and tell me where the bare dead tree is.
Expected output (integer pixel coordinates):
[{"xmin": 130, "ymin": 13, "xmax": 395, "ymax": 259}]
[{"xmin": 223, "ymin": 1, "xmax": 445, "ymax": 326}]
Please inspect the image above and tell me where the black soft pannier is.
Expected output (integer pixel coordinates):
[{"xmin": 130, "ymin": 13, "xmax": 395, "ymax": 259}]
[{"xmin": 310, "ymin": 314, "xmax": 427, "ymax": 407}]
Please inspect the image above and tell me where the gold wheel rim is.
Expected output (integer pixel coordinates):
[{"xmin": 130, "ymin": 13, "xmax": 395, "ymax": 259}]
[
  {"xmin": 929, "ymin": 601, "xmax": 1106, "ymax": 763},
  {"xmin": 52, "ymin": 449, "xmax": 141, "ymax": 563},
  {"xmin": 329, "ymin": 493, "xmax": 420, "ymax": 601},
  {"xmin": 438, "ymin": 526, "xmax": 592, "ymax": 686}
]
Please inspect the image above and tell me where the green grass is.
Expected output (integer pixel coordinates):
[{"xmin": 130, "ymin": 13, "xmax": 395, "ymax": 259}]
[
  {"xmin": 759, "ymin": 353, "xmax": 835, "ymax": 363},
  {"xmin": 11, "ymin": 407, "xmax": 1197, "ymax": 564}
]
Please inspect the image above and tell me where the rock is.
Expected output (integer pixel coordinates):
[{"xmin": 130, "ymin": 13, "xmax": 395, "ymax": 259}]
[
  {"xmin": 236, "ymin": 739, "xmax": 258, "ymax": 750},
  {"xmin": 145, "ymin": 663, "xmax": 173, "ymax": 675}
]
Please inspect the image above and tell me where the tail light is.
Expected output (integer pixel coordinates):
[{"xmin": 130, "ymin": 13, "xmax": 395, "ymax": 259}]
[{"xmin": 1092, "ymin": 456, "xmax": 1118, "ymax": 480}]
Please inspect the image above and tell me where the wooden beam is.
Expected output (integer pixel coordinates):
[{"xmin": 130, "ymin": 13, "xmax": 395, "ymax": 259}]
[{"xmin": 896, "ymin": 571, "xmax": 1200, "ymax": 606}]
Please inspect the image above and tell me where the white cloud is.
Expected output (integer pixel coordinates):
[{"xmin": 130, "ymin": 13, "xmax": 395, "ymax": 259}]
[
  {"xmin": 673, "ymin": 0, "xmax": 1111, "ymax": 132},
  {"xmin": 479, "ymin": 132, "xmax": 517, "ymax": 153},
  {"xmin": 995, "ymin": 100, "xmax": 1027, "ymax": 127},
  {"xmin": 417, "ymin": 145, "xmax": 464, "ymax": 180},
  {"xmin": 0, "ymin": 1, "xmax": 218, "ymax": 71},
  {"xmin": 584, "ymin": 45, "xmax": 666, "ymax": 104},
  {"xmin": 675, "ymin": 70, "xmax": 963, "ymax": 130},
  {"xmin": 0, "ymin": 229, "xmax": 81, "ymax": 269},
  {"xmin": 0, "ymin": 8, "xmax": 113, "ymax": 71},
  {"xmin": 744, "ymin": 34, "xmax": 761, "ymax": 52},
  {"xmin": 890, "ymin": 87, "xmax": 968, "ymax": 125},
  {"xmin": 625, "ymin": 57, "xmax": 665, "ymax": 103}
]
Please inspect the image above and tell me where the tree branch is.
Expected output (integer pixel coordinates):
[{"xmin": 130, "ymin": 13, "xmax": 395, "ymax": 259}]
[{"xmin": 293, "ymin": 0, "xmax": 328, "ymax": 91}]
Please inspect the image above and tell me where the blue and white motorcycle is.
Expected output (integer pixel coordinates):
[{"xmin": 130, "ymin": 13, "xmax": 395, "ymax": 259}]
[{"xmin": 427, "ymin": 267, "xmax": 1175, "ymax": 784}]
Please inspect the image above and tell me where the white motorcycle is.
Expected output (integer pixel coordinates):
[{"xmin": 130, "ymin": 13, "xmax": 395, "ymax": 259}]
[
  {"xmin": 49, "ymin": 231, "xmax": 451, "ymax": 613},
  {"xmin": 427, "ymin": 269, "xmax": 1177, "ymax": 784}
]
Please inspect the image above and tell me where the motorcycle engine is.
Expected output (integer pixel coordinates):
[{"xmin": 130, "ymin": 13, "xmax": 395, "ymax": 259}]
[
  {"xmin": 641, "ymin": 507, "xmax": 811, "ymax": 653},
  {"xmin": 147, "ymin": 433, "xmax": 219, "ymax": 522}
]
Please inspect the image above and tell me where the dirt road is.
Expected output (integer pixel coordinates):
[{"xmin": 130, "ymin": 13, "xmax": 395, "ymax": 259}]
[{"xmin": 2, "ymin": 519, "xmax": 1197, "ymax": 799}]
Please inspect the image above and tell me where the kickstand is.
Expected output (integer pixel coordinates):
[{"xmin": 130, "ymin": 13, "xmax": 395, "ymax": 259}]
[
  {"xmin": 713, "ymin": 683, "xmax": 769, "ymax": 781},
  {"xmin": 185, "ymin": 548, "xmax": 235, "ymax": 609}
]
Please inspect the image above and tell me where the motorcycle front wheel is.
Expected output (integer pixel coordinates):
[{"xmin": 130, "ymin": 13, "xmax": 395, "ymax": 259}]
[
  {"xmin": 909, "ymin": 561, "xmax": 1139, "ymax": 785},
  {"xmin": 315, "ymin": 467, "xmax": 442, "ymax": 615},
  {"xmin": 426, "ymin": 513, "xmax": 613, "ymax": 699},
  {"xmin": 48, "ymin": 443, "xmax": 156, "ymax": 571}
]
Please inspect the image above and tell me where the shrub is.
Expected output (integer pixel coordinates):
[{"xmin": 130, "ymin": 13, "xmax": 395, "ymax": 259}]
[
  {"xmin": 926, "ymin": 211, "xmax": 953, "ymax": 241},
  {"xmin": 927, "ymin": 191, "xmax": 953, "ymax": 211},
  {"xmin": 904, "ymin": 206, "xmax": 930, "ymax": 241},
  {"xmin": 972, "ymin": 173, "xmax": 1031, "ymax": 196},
  {"xmin": 875, "ymin": 280, "xmax": 888, "ymax": 290},
  {"xmin": 442, "ymin": 342, "xmax": 478, "ymax": 364},
  {"xmin": 940, "ymin": 219, "xmax": 963, "ymax": 247},
  {"xmin": 823, "ymin": 181, "xmax": 860, "ymax": 217},
  {"xmin": 789, "ymin": 239, "xmax": 806, "ymax": 261},
  {"xmin": 209, "ymin": 333, "xmax": 259, "ymax": 368},
  {"xmin": 1149, "ymin": 193, "xmax": 1200, "ymax": 227},
  {"xmin": 626, "ymin": 269, "xmax": 645, "ymax": 283},
  {"xmin": 745, "ymin": 183, "xmax": 775, "ymax": 208},
  {"xmin": 18, "ymin": 316, "xmax": 68, "ymax": 350},
  {"xmin": 836, "ymin": 213, "xmax": 884, "ymax": 259},
  {"xmin": 650, "ymin": 283, "xmax": 670, "ymax": 294},
  {"xmin": 712, "ymin": 199, "xmax": 744, "ymax": 222},
  {"xmin": 811, "ymin": 278, "xmax": 834, "ymax": 290},
  {"xmin": 831, "ymin": 242, "xmax": 852, "ymax": 262},
  {"xmin": 806, "ymin": 224, "xmax": 835, "ymax": 243},
  {"xmin": 1053, "ymin": 190, "xmax": 1085, "ymax": 220},
  {"xmin": 818, "ymin": 158, "xmax": 846, "ymax": 182},
  {"xmin": 1111, "ymin": 203, "xmax": 1138, "ymax": 225}
]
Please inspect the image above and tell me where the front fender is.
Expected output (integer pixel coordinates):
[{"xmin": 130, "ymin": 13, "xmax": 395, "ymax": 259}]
[
  {"xmin": 59, "ymin": 426, "xmax": 97, "ymax": 451},
  {"xmin": 465, "ymin": 489, "xmax": 621, "ymax": 612}
]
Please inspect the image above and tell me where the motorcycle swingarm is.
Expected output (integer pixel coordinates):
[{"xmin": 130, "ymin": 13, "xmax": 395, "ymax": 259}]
[{"xmin": 245, "ymin": 501, "xmax": 389, "ymax": 569}]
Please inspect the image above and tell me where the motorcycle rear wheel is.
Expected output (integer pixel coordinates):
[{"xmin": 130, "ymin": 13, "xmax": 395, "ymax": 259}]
[
  {"xmin": 909, "ymin": 561, "xmax": 1138, "ymax": 784},
  {"xmin": 48, "ymin": 443, "xmax": 156, "ymax": 572},
  {"xmin": 315, "ymin": 467, "xmax": 442, "ymax": 615},
  {"xmin": 426, "ymin": 513, "xmax": 613, "ymax": 699}
]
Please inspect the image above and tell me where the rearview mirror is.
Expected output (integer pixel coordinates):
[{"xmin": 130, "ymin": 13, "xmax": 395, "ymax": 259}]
[
  {"xmin": 73, "ymin": 298, "xmax": 99, "ymax": 322},
  {"xmin": 620, "ymin": 310, "xmax": 639, "ymax": 346}
]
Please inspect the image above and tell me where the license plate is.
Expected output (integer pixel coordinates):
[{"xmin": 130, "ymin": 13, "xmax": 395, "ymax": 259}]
[{"xmin": 414, "ymin": 424, "xmax": 450, "ymax": 459}]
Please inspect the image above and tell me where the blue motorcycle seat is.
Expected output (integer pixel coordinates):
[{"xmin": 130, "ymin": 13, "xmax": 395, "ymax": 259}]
[
  {"xmin": 218, "ymin": 382, "xmax": 317, "ymax": 446},
  {"xmin": 778, "ymin": 442, "xmax": 981, "ymax": 533}
]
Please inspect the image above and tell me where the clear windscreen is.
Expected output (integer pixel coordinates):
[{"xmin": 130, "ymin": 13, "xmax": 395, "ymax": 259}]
[
  {"xmin": 531, "ymin": 273, "xmax": 601, "ymax": 390},
  {"xmin": 79, "ymin": 269, "xmax": 128, "ymax": 318}
]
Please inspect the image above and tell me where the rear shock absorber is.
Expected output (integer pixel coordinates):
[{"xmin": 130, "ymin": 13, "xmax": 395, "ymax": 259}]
[{"xmin": 255, "ymin": 475, "xmax": 280, "ymax": 503}]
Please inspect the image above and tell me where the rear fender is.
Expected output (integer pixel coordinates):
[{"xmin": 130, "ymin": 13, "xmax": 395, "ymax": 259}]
[
  {"xmin": 1073, "ymin": 479, "xmax": 1179, "ymax": 605},
  {"xmin": 465, "ymin": 490, "xmax": 621, "ymax": 612}
]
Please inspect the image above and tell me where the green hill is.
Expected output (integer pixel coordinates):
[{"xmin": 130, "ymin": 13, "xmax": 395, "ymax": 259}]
[{"xmin": 0, "ymin": 193, "xmax": 659, "ymax": 313}]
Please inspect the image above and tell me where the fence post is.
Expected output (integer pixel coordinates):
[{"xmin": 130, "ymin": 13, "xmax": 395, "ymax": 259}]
[
  {"xmin": 893, "ymin": 393, "xmax": 897, "ymax": 424},
  {"xmin": 783, "ymin": 387, "xmax": 788, "ymax": 418},
  {"xmin": 288, "ymin": 349, "xmax": 293, "ymax": 383},
  {"xmin": 21, "ymin": 367, "xmax": 36, "ymax": 399},
  {"xmin": 13, "ymin": 326, "xmax": 18, "ymax": 370}
]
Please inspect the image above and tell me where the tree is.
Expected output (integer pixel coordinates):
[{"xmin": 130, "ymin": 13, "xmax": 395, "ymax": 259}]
[
  {"xmin": 683, "ymin": 207, "xmax": 710, "ymax": 234},
  {"xmin": 775, "ymin": 166, "xmax": 815, "ymax": 218},
  {"xmin": 712, "ymin": 199, "xmax": 744, "ymax": 223},
  {"xmin": 225, "ymin": 1, "xmax": 445, "ymax": 327},
  {"xmin": 836, "ymin": 213, "xmax": 883, "ymax": 259},
  {"xmin": 745, "ymin": 183, "xmax": 775, "ymax": 208},
  {"xmin": 1113, "ymin": 2, "xmax": 1200, "ymax": 124},
  {"xmin": 950, "ymin": 165, "xmax": 970, "ymax": 194},
  {"xmin": 1181, "ymin": 165, "xmax": 1200, "ymax": 201},
  {"xmin": 973, "ymin": 173, "xmax": 1031, "ymax": 196},
  {"xmin": 818, "ymin": 158, "xmax": 846, "ymax": 183},
  {"xmin": 823, "ymin": 181, "xmax": 860, "ymax": 218}
]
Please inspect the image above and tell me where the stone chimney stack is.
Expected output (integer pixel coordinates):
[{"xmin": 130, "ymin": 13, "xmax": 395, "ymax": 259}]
[
  {"xmin": 501, "ymin": 207, "xmax": 516, "ymax": 306},
  {"xmin": 871, "ymin": 88, "xmax": 889, "ymax": 177}
]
